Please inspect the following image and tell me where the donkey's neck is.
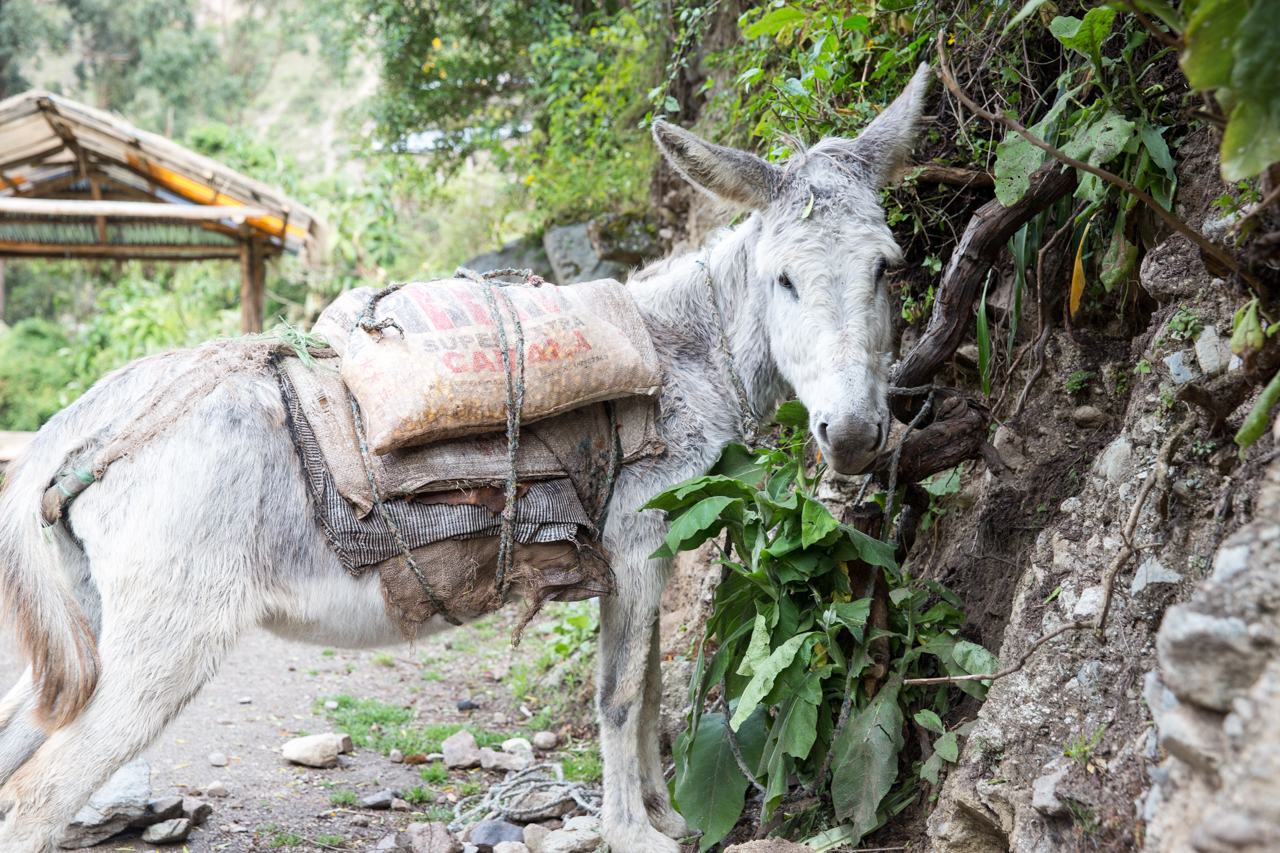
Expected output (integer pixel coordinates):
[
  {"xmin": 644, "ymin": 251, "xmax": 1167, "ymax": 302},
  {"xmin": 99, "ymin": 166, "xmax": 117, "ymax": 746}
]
[{"xmin": 629, "ymin": 217, "xmax": 786, "ymax": 476}]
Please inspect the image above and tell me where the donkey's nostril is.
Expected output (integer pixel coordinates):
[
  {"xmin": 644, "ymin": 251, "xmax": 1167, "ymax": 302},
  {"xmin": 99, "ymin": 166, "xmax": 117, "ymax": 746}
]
[
  {"xmin": 873, "ymin": 423, "xmax": 883, "ymax": 450},
  {"xmin": 815, "ymin": 420, "xmax": 830, "ymax": 444}
]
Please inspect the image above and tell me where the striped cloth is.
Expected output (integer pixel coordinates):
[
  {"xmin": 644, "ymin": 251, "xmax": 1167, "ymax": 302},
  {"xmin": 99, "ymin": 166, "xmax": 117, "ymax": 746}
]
[{"xmin": 275, "ymin": 360, "xmax": 594, "ymax": 574}]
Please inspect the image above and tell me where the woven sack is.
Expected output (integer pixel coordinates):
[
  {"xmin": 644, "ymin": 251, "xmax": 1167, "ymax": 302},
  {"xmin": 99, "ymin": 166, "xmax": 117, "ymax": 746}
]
[
  {"xmin": 313, "ymin": 278, "xmax": 662, "ymax": 454},
  {"xmin": 282, "ymin": 355, "xmax": 664, "ymax": 518}
]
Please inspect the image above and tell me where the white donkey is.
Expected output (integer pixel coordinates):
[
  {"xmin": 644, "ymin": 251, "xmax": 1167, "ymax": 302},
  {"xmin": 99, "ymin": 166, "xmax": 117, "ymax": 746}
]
[{"xmin": 0, "ymin": 66, "xmax": 928, "ymax": 852}]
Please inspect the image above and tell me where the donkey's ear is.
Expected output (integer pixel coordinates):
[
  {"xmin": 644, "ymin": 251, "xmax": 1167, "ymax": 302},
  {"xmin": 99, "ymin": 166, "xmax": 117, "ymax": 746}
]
[
  {"xmin": 652, "ymin": 119, "xmax": 783, "ymax": 209},
  {"xmin": 824, "ymin": 63, "xmax": 932, "ymax": 188}
]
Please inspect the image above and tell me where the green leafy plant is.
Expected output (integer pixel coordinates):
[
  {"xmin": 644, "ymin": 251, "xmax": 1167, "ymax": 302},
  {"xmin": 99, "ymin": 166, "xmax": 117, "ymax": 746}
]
[
  {"xmin": 1165, "ymin": 307, "xmax": 1204, "ymax": 343},
  {"xmin": 1064, "ymin": 723, "xmax": 1107, "ymax": 767},
  {"xmin": 419, "ymin": 763, "xmax": 449, "ymax": 785},
  {"xmin": 1065, "ymin": 370, "xmax": 1097, "ymax": 396},
  {"xmin": 920, "ymin": 467, "xmax": 963, "ymax": 532},
  {"xmin": 649, "ymin": 403, "xmax": 995, "ymax": 849},
  {"xmin": 329, "ymin": 790, "xmax": 357, "ymax": 807},
  {"xmin": 370, "ymin": 653, "xmax": 395, "ymax": 667}
]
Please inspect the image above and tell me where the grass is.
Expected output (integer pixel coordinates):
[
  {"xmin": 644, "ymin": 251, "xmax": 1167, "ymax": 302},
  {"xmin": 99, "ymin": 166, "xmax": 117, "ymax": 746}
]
[
  {"xmin": 314, "ymin": 834, "xmax": 345, "ymax": 847},
  {"xmin": 424, "ymin": 805, "xmax": 454, "ymax": 822},
  {"xmin": 422, "ymin": 670, "xmax": 444, "ymax": 682},
  {"xmin": 419, "ymin": 763, "xmax": 449, "ymax": 785},
  {"xmin": 329, "ymin": 790, "xmax": 357, "ymax": 806},
  {"xmin": 402, "ymin": 786, "xmax": 433, "ymax": 805},
  {"xmin": 371, "ymin": 653, "xmax": 395, "ymax": 667},
  {"xmin": 1065, "ymin": 724, "xmax": 1107, "ymax": 767},
  {"xmin": 321, "ymin": 649, "xmax": 336, "ymax": 657},
  {"xmin": 562, "ymin": 746, "xmax": 603, "ymax": 783},
  {"xmin": 458, "ymin": 777, "xmax": 486, "ymax": 797},
  {"xmin": 318, "ymin": 695, "xmax": 505, "ymax": 756}
]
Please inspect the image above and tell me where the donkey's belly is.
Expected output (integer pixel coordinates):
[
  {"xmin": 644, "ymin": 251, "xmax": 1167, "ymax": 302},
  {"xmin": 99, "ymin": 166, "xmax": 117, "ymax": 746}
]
[{"xmin": 258, "ymin": 566, "xmax": 476, "ymax": 648}]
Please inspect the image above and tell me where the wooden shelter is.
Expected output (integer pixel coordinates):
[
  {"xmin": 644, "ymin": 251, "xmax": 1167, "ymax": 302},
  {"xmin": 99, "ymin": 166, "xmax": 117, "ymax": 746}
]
[{"xmin": 0, "ymin": 91, "xmax": 326, "ymax": 333}]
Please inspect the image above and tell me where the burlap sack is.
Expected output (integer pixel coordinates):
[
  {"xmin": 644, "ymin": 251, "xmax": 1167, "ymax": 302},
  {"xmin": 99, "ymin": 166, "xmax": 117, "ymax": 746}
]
[
  {"xmin": 312, "ymin": 278, "xmax": 662, "ymax": 454},
  {"xmin": 378, "ymin": 536, "xmax": 615, "ymax": 641},
  {"xmin": 282, "ymin": 355, "xmax": 664, "ymax": 518}
]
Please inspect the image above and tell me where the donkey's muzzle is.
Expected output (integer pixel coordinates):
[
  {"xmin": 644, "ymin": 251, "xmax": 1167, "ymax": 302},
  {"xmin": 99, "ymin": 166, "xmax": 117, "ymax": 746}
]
[{"xmin": 815, "ymin": 414, "xmax": 883, "ymax": 474}]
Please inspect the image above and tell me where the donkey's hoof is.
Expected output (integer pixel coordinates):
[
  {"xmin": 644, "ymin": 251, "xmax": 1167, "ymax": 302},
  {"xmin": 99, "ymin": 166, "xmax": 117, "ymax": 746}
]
[
  {"xmin": 651, "ymin": 809, "xmax": 694, "ymax": 840},
  {"xmin": 604, "ymin": 823, "xmax": 683, "ymax": 853}
]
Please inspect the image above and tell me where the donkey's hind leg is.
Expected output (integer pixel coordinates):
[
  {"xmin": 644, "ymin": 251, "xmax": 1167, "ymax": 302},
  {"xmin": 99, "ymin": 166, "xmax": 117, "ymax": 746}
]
[
  {"xmin": 0, "ymin": 671, "xmax": 47, "ymax": 789},
  {"xmin": 0, "ymin": 574, "xmax": 247, "ymax": 852}
]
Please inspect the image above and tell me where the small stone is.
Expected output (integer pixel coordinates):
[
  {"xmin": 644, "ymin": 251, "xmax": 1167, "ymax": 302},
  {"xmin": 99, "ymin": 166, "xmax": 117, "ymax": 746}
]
[
  {"xmin": 182, "ymin": 798, "xmax": 212, "ymax": 826},
  {"xmin": 140, "ymin": 796, "xmax": 184, "ymax": 825},
  {"xmin": 390, "ymin": 749, "xmax": 405, "ymax": 763},
  {"xmin": 362, "ymin": 789, "xmax": 396, "ymax": 809},
  {"xmin": 406, "ymin": 821, "xmax": 462, "ymax": 853},
  {"xmin": 523, "ymin": 823, "xmax": 551, "ymax": 853},
  {"xmin": 1072, "ymin": 585, "xmax": 1107, "ymax": 622},
  {"xmin": 457, "ymin": 699, "xmax": 480, "ymax": 711},
  {"xmin": 350, "ymin": 816, "xmax": 370, "ymax": 827},
  {"xmin": 206, "ymin": 780, "xmax": 228, "ymax": 798},
  {"xmin": 58, "ymin": 758, "xmax": 153, "ymax": 847},
  {"xmin": 562, "ymin": 817, "xmax": 599, "ymax": 833},
  {"xmin": 325, "ymin": 700, "xmax": 340, "ymax": 711},
  {"xmin": 391, "ymin": 798, "xmax": 412, "ymax": 812},
  {"xmin": 237, "ymin": 696, "xmax": 252, "ymax": 704},
  {"xmin": 493, "ymin": 844, "xmax": 530, "ymax": 853},
  {"xmin": 531, "ymin": 731, "xmax": 558, "ymax": 751},
  {"xmin": 282, "ymin": 733, "xmax": 342, "ymax": 768},
  {"xmin": 1059, "ymin": 496, "xmax": 1083, "ymax": 514},
  {"xmin": 539, "ymin": 825, "xmax": 602, "ymax": 853},
  {"xmin": 1032, "ymin": 759, "xmax": 1071, "ymax": 816},
  {"xmin": 1164, "ymin": 350, "xmax": 1195, "ymax": 383},
  {"xmin": 427, "ymin": 752, "xmax": 445, "ymax": 762},
  {"xmin": 141, "ymin": 818, "xmax": 192, "ymax": 844},
  {"xmin": 1072, "ymin": 406, "xmax": 1106, "ymax": 429},
  {"xmin": 1195, "ymin": 326, "xmax": 1230, "ymax": 376},
  {"xmin": 508, "ymin": 787, "xmax": 574, "ymax": 821},
  {"xmin": 501, "ymin": 737, "xmax": 534, "ymax": 757},
  {"xmin": 208, "ymin": 751, "xmax": 228, "ymax": 767},
  {"xmin": 480, "ymin": 747, "xmax": 528, "ymax": 772},
  {"xmin": 1130, "ymin": 556, "xmax": 1183, "ymax": 595},
  {"xmin": 471, "ymin": 820, "xmax": 526, "ymax": 848},
  {"xmin": 337, "ymin": 732, "xmax": 354, "ymax": 753},
  {"xmin": 442, "ymin": 730, "xmax": 482, "ymax": 769},
  {"xmin": 216, "ymin": 717, "xmax": 234, "ymax": 725},
  {"xmin": 375, "ymin": 832, "xmax": 413, "ymax": 852}
]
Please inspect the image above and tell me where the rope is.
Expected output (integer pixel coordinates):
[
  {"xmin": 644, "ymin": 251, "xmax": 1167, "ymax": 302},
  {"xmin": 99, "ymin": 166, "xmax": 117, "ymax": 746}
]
[
  {"xmin": 594, "ymin": 400, "xmax": 622, "ymax": 528},
  {"xmin": 346, "ymin": 287, "xmax": 459, "ymax": 625},
  {"xmin": 697, "ymin": 255, "xmax": 760, "ymax": 441},
  {"xmin": 883, "ymin": 390, "xmax": 935, "ymax": 543},
  {"xmin": 447, "ymin": 762, "xmax": 601, "ymax": 831}
]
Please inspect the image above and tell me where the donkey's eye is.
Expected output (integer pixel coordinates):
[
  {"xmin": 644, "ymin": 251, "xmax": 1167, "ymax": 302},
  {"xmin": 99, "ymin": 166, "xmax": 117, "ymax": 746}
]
[{"xmin": 778, "ymin": 273, "xmax": 795, "ymax": 292}]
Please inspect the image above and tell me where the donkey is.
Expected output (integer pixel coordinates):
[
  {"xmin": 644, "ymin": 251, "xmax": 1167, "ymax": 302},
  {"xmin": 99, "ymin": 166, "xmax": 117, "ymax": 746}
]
[{"xmin": 0, "ymin": 65, "xmax": 928, "ymax": 852}]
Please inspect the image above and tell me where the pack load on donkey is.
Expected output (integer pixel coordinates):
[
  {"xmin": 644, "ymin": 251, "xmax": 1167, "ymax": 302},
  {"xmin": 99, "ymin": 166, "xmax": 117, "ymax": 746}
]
[{"xmin": 40, "ymin": 266, "xmax": 667, "ymax": 641}]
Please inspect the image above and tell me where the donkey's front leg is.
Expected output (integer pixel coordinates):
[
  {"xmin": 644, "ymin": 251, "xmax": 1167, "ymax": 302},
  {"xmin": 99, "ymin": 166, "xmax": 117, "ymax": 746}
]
[{"xmin": 598, "ymin": 583, "xmax": 685, "ymax": 853}]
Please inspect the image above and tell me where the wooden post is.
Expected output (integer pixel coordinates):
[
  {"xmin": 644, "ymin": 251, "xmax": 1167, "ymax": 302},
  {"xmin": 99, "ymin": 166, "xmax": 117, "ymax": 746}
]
[
  {"xmin": 240, "ymin": 232, "xmax": 265, "ymax": 334},
  {"xmin": 89, "ymin": 176, "xmax": 108, "ymax": 245}
]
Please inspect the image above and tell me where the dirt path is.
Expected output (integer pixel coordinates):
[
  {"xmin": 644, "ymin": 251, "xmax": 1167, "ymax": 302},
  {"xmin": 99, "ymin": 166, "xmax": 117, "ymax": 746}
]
[{"xmin": 0, "ymin": 607, "xmax": 597, "ymax": 851}]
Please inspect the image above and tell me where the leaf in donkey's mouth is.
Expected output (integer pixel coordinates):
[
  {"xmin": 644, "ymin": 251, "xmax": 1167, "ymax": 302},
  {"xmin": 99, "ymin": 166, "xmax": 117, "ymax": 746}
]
[{"xmin": 800, "ymin": 192, "xmax": 814, "ymax": 220}]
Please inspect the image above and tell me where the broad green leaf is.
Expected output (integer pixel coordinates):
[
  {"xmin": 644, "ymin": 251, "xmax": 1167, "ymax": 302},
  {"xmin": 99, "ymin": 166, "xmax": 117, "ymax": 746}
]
[
  {"xmin": 709, "ymin": 443, "xmax": 766, "ymax": 482},
  {"xmin": 1221, "ymin": 97, "xmax": 1280, "ymax": 182},
  {"xmin": 1141, "ymin": 124, "xmax": 1177, "ymax": 180},
  {"xmin": 1235, "ymin": 367, "xmax": 1280, "ymax": 454},
  {"xmin": 838, "ymin": 525, "xmax": 898, "ymax": 570},
  {"xmin": 778, "ymin": 693, "xmax": 819, "ymax": 759},
  {"xmin": 775, "ymin": 399, "xmax": 809, "ymax": 428},
  {"xmin": 1061, "ymin": 110, "xmax": 1137, "ymax": 168},
  {"xmin": 642, "ymin": 475, "xmax": 756, "ymax": 513},
  {"xmin": 920, "ymin": 751, "xmax": 945, "ymax": 784},
  {"xmin": 673, "ymin": 714, "xmax": 750, "ymax": 850},
  {"xmin": 934, "ymin": 730, "xmax": 961, "ymax": 762},
  {"xmin": 801, "ymin": 496, "xmax": 839, "ymax": 547},
  {"xmin": 1107, "ymin": 0, "xmax": 1183, "ymax": 27},
  {"xmin": 804, "ymin": 825, "xmax": 858, "ymax": 853},
  {"xmin": 914, "ymin": 709, "xmax": 945, "ymax": 735},
  {"xmin": 737, "ymin": 611, "xmax": 772, "ymax": 677},
  {"xmin": 1180, "ymin": 0, "xmax": 1250, "ymax": 90},
  {"xmin": 830, "ymin": 675, "xmax": 905, "ymax": 836},
  {"xmin": 651, "ymin": 495, "xmax": 738, "ymax": 558},
  {"xmin": 953, "ymin": 640, "xmax": 1000, "ymax": 678},
  {"xmin": 743, "ymin": 6, "xmax": 807, "ymax": 38},
  {"xmin": 994, "ymin": 85, "xmax": 1080, "ymax": 205},
  {"xmin": 1049, "ymin": 8, "xmax": 1117, "ymax": 67},
  {"xmin": 1230, "ymin": 0, "xmax": 1279, "ymax": 103},
  {"xmin": 1100, "ymin": 225, "xmax": 1137, "ymax": 292},
  {"xmin": 830, "ymin": 598, "xmax": 871, "ymax": 635},
  {"xmin": 730, "ymin": 632, "xmax": 813, "ymax": 730}
]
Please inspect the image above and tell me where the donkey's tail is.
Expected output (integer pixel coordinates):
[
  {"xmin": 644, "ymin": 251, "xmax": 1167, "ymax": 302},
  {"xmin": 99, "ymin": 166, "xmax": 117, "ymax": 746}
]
[{"xmin": 0, "ymin": 431, "xmax": 100, "ymax": 730}]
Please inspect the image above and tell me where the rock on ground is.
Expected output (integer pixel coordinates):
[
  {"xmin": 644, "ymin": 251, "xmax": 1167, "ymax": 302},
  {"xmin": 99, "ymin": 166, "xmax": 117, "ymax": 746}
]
[
  {"xmin": 531, "ymin": 731, "xmax": 558, "ymax": 751},
  {"xmin": 724, "ymin": 841, "xmax": 814, "ymax": 853},
  {"xmin": 543, "ymin": 223, "xmax": 626, "ymax": 285},
  {"xmin": 539, "ymin": 816, "xmax": 602, "ymax": 853},
  {"xmin": 406, "ymin": 821, "xmax": 462, "ymax": 853},
  {"xmin": 442, "ymin": 730, "xmax": 482, "ymax": 769},
  {"xmin": 470, "ymin": 819, "xmax": 525, "ymax": 848},
  {"xmin": 182, "ymin": 798, "xmax": 212, "ymax": 826},
  {"xmin": 140, "ymin": 818, "xmax": 192, "ymax": 844},
  {"xmin": 480, "ymin": 746, "xmax": 528, "ymax": 772},
  {"xmin": 281, "ymin": 732, "xmax": 343, "ymax": 768},
  {"xmin": 58, "ymin": 758, "xmax": 152, "ymax": 848},
  {"xmin": 522, "ymin": 823, "xmax": 550, "ymax": 853},
  {"xmin": 493, "ymin": 843, "xmax": 531, "ymax": 853}
]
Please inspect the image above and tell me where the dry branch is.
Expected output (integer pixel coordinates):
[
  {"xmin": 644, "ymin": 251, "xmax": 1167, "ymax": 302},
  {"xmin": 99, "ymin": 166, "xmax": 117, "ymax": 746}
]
[
  {"xmin": 891, "ymin": 162, "xmax": 1077, "ymax": 423},
  {"xmin": 935, "ymin": 31, "xmax": 1257, "ymax": 291},
  {"xmin": 913, "ymin": 164, "xmax": 995, "ymax": 187},
  {"xmin": 865, "ymin": 391, "xmax": 1001, "ymax": 485},
  {"xmin": 903, "ymin": 622, "xmax": 1088, "ymax": 686}
]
